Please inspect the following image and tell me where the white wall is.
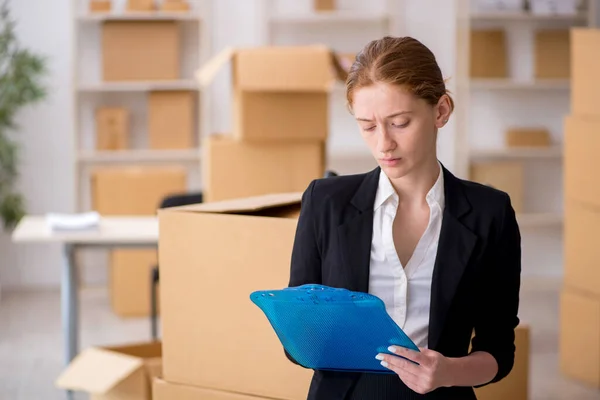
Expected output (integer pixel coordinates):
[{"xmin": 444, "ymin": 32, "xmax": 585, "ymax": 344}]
[{"xmin": 0, "ymin": 0, "xmax": 461, "ymax": 289}]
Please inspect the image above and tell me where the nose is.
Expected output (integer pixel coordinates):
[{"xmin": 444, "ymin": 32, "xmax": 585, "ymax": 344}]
[{"xmin": 376, "ymin": 126, "xmax": 396, "ymax": 156}]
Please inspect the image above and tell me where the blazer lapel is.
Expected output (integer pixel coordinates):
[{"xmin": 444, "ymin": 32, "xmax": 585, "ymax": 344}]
[
  {"xmin": 337, "ymin": 167, "xmax": 380, "ymax": 293},
  {"xmin": 428, "ymin": 166, "xmax": 478, "ymax": 350}
]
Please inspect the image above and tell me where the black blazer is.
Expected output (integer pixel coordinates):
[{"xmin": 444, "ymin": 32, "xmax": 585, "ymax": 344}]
[{"xmin": 288, "ymin": 164, "xmax": 521, "ymax": 400}]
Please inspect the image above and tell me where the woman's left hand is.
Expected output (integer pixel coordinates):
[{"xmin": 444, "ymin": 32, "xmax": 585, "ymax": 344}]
[{"xmin": 376, "ymin": 346, "xmax": 454, "ymax": 394}]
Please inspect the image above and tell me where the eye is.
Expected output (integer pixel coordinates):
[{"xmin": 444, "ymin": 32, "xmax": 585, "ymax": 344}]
[
  {"xmin": 391, "ymin": 121, "xmax": 409, "ymax": 129},
  {"xmin": 363, "ymin": 125, "xmax": 376, "ymax": 132}
]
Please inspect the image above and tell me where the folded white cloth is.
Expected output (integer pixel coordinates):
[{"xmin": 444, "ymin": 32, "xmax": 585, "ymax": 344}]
[{"xmin": 46, "ymin": 212, "xmax": 101, "ymax": 231}]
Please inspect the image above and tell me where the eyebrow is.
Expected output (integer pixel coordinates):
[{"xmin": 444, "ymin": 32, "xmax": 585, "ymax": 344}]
[{"xmin": 355, "ymin": 111, "xmax": 412, "ymax": 122}]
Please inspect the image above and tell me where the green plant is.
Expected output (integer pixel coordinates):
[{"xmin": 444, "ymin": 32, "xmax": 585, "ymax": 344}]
[{"xmin": 0, "ymin": 0, "xmax": 47, "ymax": 229}]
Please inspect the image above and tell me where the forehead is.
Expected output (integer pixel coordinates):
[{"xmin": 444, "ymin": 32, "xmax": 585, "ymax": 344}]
[{"xmin": 351, "ymin": 83, "xmax": 421, "ymax": 117}]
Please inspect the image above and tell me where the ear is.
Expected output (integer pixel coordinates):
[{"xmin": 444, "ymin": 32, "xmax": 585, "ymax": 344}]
[{"xmin": 434, "ymin": 94, "xmax": 452, "ymax": 129}]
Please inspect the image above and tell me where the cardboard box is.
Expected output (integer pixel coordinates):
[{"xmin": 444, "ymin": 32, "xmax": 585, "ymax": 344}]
[
  {"xmin": 153, "ymin": 378, "xmax": 272, "ymax": 400},
  {"xmin": 160, "ymin": 1, "xmax": 190, "ymax": 11},
  {"xmin": 314, "ymin": 0, "xmax": 336, "ymax": 11},
  {"xmin": 102, "ymin": 21, "xmax": 180, "ymax": 81},
  {"xmin": 564, "ymin": 200, "xmax": 600, "ymax": 297},
  {"xmin": 110, "ymin": 249, "xmax": 160, "ymax": 317},
  {"xmin": 571, "ymin": 29, "xmax": 600, "ymax": 117},
  {"xmin": 90, "ymin": 0, "xmax": 112, "ymax": 12},
  {"xmin": 474, "ymin": 325, "xmax": 530, "ymax": 400},
  {"xmin": 91, "ymin": 166, "xmax": 187, "ymax": 215},
  {"xmin": 127, "ymin": 0, "xmax": 155, "ymax": 11},
  {"xmin": 56, "ymin": 342, "xmax": 162, "ymax": 400},
  {"xmin": 96, "ymin": 107, "xmax": 129, "ymax": 150},
  {"xmin": 158, "ymin": 193, "xmax": 314, "ymax": 399},
  {"xmin": 470, "ymin": 30, "xmax": 508, "ymax": 78},
  {"xmin": 202, "ymin": 134, "xmax": 324, "ymax": 202},
  {"xmin": 564, "ymin": 115, "xmax": 600, "ymax": 208},
  {"xmin": 148, "ymin": 91, "xmax": 195, "ymax": 149},
  {"xmin": 505, "ymin": 127, "xmax": 550, "ymax": 147},
  {"xmin": 196, "ymin": 46, "xmax": 345, "ymax": 141},
  {"xmin": 535, "ymin": 30, "xmax": 570, "ymax": 79},
  {"xmin": 470, "ymin": 161, "xmax": 524, "ymax": 213},
  {"xmin": 560, "ymin": 288, "xmax": 600, "ymax": 388}
]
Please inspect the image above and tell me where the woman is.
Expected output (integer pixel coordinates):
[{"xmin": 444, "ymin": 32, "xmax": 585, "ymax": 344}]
[{"xmin": 288, "ymin": 36, "xmax": 521, "ymax": 399}]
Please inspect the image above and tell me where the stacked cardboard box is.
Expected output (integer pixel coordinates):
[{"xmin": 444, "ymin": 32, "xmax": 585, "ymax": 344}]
[
  {"xmin": 196, "ymin": 46, "xmax": 344, "ymax": 202},
  {"xmin": 560, "ymin": 28, "xmax": 600, "ymax": 388}
]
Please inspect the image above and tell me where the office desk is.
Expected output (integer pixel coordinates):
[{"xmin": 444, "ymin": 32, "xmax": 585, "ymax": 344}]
[{"xmin": 12, "ymin": 216, "xmax": 159, "ymax": 369}]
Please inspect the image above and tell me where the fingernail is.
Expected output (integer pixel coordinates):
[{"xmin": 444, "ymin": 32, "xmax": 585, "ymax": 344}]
[
  {"xmin": 375, "ymin": 354, "xmax": 384, "ymax": 361},
  {"xmin": 380, "ymin": 361, "xmax": 389, "ymax": 367},
  {"xmin": 388, "ymin": 346, "xmax": 397, "ymax": 353}
]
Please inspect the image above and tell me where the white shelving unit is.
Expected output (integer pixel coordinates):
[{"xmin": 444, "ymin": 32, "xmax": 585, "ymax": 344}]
[{"xmin": 72, "ymin": 0, "xmax": 212, "ymax": 212}]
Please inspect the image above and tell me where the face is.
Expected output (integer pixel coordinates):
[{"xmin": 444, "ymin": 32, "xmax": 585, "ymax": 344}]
[{"xmin": 351, "ymin": 82, "xmax": 451, "ymax": 180}]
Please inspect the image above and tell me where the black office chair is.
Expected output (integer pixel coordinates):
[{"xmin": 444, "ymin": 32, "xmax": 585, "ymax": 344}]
[{"xmin": 149, "ymin": 171, "xmax": 339, "ymax": 339}]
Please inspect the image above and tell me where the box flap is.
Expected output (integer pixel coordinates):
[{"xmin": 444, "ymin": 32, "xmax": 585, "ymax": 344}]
[
  {"xmin": 235, "ymin": 45, "xmax": 335, "ymax": 92},
  {"xmin": 55, "ymin": 348, "xmax": 144, "ymax": 394},
  {"xmin": 166, "ymin": 192, "xmax": 303, "ymax": 214},
  {"xmin": 196, "ymin": 46, "xmax": 235, "ymax": 87},
  {"xmin": 103, "ymin": 341, "xmax": 161, "ymax": 359}
]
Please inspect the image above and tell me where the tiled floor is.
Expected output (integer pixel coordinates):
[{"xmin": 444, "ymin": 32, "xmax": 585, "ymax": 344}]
[{"xmin": 0, "ymin": 279, "xmax": 599, "ymax": 400}]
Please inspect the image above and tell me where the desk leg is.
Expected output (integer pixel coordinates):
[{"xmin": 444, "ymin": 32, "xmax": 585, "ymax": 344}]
[{"xmin": 61, "ymin": 244, "xmax": 77, "ymax": 400}]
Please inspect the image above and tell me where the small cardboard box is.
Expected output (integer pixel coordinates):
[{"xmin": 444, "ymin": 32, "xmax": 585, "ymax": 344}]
[
  {"xmin": 564, "ymin": 200, "xmax": 600, "ymax": 297},
  {"xmin": 470, "ymin": 29, "xmax": 508, "ymax": 78},
  {"xmin": 196, "ymin": 46, "xmax": 345, "ymax": 141},
  {"xmin": 102, "ymin": 21, "xmax": 180, "ymax": 81},
  {"xmin": 56, "ymin": 342, "xmax": 162, "ymax": 400},
  {"xmin": 560, "ymin": 287, "xmax": 600, "ymax": 388},
  {"xmin": 91, "ymin": 166, "xmax": 187, "ymax": 215},
  {"xmin": 469, "ymin": 161, "xmax": 524, "ymax": 213},
  {"xmin": 505, "ymin": 127, "xmax": 550, "ymax": 147},
  {"xmin": 571, "ymin": 29, "xmax": 600, "ymax": 117},
  {"xmin": 90, "ymin": 0, "xmax": 112, "ymax": 12},
  {"xmin": 314, "ymin": 0, "xmax": 336, "ymax": 11},
  {"xmin": 158, "ymin": 193, "xmax": 314, "ymax": 399},
  {"xmin": 202, "ymin": 134, "xmax": 324, "ymax": 202},
  {"xmin": 96, "ymin": 107, "xmax": 129, "ymax": 151},
  {"xmin": 474, "ymin": 325, "xmax": 530, "ymax": 400},
  {"xmin": 127, "ymin": 0, "xmax": 155, "ymax": 11},
  {"xmin": 153, "ymin": 378, "xmax": 272, "ymax": 400},
  {"xmin": 160, "ymin": 1, "xmax": 190, "ymax": 11},
  {"xmin": 110, "ymin": 249, "xmax": 160, "ymax": 317},
  {"xmin": 148, "ymin": 91, "xmax": 195, "ymax": 149},
  {"xmin": 535, "ymin": 30, "xmax": 570, "ymax": 79},
  {"xmin": 564, "ymin": 115, "xmax": 600, "ymax": 208}
]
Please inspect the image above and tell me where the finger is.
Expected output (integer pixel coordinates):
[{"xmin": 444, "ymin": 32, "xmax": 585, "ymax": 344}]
[
  {"xmin": 388, "ymin": 346, "xmax": 425, "ymax": 365},
  {"xmin": 392, "ymin": 367, "xmax": 428, "ymax": 394},
  {"xmin": 378, "ymin": 353, "xmax": 421, "ymax": 376}
]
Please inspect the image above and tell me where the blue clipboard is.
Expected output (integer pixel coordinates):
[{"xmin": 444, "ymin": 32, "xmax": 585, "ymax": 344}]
[{"xmin": 250, "ymin": 284, "xmax": 420, "ymax": 373}]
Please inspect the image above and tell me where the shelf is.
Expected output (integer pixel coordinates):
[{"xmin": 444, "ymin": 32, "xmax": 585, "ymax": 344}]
[
  {"xmin": 470, "ymin": 11, "xmax": 587, "ymax": 22},
  {"xmin": 77, "ymin": 12, "xmax": 200, "ymax": 21},
  {"xmin": 78, "ymin": 80, "xmax": 198, "ymax": 92},
  {"xmin": 78, "ymin": 149, "xmax": 200, "ymax": 164},
  {"xmin": 269, "ymin": 11, "xmax": 388, "ymax": 24},
  {"xmin": 516, "ymin": 212, "xmax": 563, "ymax": 228},
  {"xmin": 470, "ymin": 79, "xmax": 570, "ymax": 90},
  {"xmin": 470, "ymin": 146, "xmax": 563, "ymax": 160}
]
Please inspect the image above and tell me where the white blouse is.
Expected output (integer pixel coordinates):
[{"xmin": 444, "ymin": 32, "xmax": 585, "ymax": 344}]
[{"xmin": 368, "ymin": 165, "xmax": 445, "ymax": 349}]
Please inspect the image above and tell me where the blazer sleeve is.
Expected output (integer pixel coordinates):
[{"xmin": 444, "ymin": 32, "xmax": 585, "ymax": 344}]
[
  {"xmin": 470, "ymin": 193, "xmax": 522, "ymax": 387},
  {"xmin": 284, "ymin": 179, "xmax": 323, "ymax": 367}
]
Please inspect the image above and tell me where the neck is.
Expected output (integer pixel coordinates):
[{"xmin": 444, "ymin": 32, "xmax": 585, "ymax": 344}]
[{"xmin": 389, "ymin": 159, "xmax": 440, "ymax": 205}]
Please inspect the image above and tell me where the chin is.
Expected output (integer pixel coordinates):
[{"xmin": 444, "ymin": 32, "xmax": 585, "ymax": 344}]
[{"xmin": 379, "ymin": 163, "xmax": 412, "ymax": 180}]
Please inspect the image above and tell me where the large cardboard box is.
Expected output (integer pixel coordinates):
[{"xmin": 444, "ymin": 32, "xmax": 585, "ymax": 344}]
[
  {"xmin": 535, "ymin": 30, "xmax": 570, "ymax": 79},
  {"xmin": 202, "ymin": 134, "xmax": 324, "ymax": 202},
  {"xmin": 564, "ymin": 115, "xmax": 600, "ymax": 208},
  {"xmin": 474, "ymin": 325, "xmax": 530, "ymax": 400},
  {"xmin": 469, "ymin": 161, "xmax": 524, "ymax": 213},
  {"xmin": 56, "ymin": 342, "xmax": 162, "ymax": 400},
  {"xmin": 148, "ymin": 91, "xmax": 195, "ymax": 149},
  {"xmin": 560, "ymin": 288, "xmax": 600, "ymax": 388},
  {"xmin": 96, "ymin": 107, "xmax": 129, "ymax": 151},
  {"xmin": 571, "ymin": 29, "xmax": 600, "ymax": 117},
  {"xmin": 153, "ymin": 378, "xmax": 271, "ymax": 400},
  {"xmin": 564, "ymin": 200, "xmax": 600, "ymax": 297},
  {"xmin": 158, "ymin": 193, "xmax": 313, "ymax": 399},
  {"xmin": 196, "ymin": 46, "xmax": 344, "ymax": 141},
  {"xmin": 102, "ymin": 21, "xmax": 180, "ymax": 81},
  {"xmin": 110, "ymin": 249, "xmax": 160, "ymax": 317},
  {"xmin": 470, "ymin": 30, "xmax": 508, "ymax": 78}
]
